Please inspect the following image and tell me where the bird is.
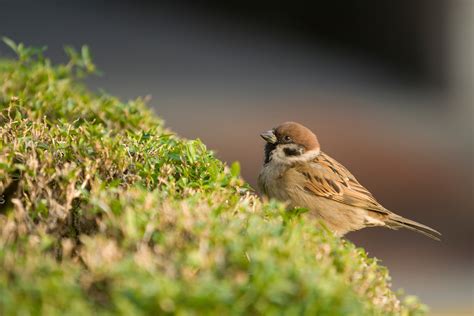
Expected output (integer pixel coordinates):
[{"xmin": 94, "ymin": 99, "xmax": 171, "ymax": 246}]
[{"xmin": 258, "ymin": 121, "xmax": 441, "ymax": 240}]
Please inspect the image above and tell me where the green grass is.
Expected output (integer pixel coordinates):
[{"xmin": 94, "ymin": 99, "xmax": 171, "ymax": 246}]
[{"xmin": 0, "ymin": 39, "xmax": 426, "ymax": 315}]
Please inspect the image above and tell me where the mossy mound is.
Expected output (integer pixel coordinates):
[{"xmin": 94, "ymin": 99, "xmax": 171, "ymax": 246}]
[{"xmin": 0, "ymin": 40, "xmax": 426, "ymax": 315}]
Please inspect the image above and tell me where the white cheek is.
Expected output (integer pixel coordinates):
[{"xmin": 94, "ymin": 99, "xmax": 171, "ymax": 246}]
[
  {"xmin": 270, "ymin": 146, "xmax": 320, "ymax": 164},
  {"xmin": 270, "ymin": 147, "xmax": 287, "ymax": 163}
]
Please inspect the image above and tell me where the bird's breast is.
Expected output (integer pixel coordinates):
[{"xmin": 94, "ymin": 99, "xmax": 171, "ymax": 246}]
[{"xmin": 258, "ymin": 163, "xmax": 292, "ymax": 201}]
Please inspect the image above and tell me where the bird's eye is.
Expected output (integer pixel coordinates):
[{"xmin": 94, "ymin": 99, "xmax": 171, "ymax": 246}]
[{"xmin": 284, "ymin": 136, "xmax": 292, "ymax": 142}]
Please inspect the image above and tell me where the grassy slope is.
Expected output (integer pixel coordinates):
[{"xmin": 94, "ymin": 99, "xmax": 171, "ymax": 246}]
[{"xmin": 0, "ymin": 41, "xmax": 426, "ymax": 315}]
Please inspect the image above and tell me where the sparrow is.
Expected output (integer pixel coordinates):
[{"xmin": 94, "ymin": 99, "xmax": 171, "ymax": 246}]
[{"xmin": 258, "ymin": 121, "xmax": 441, "ymax": 240}]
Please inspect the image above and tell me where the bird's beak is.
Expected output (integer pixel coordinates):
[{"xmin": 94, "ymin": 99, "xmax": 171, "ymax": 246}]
[{"xmin": 260, "ymin": 130, "xmax": 277, "ymax": 144}]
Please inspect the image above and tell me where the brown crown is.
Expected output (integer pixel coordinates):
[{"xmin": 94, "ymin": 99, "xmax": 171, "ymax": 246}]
[{"xmin": 274, "ymin": 122, "xmax": 320, "ymax": 150}]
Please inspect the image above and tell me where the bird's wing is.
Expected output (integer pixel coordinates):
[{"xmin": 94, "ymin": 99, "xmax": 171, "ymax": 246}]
[
  {"xmin": 293, "ymin": 152, "xmax": 442, "ymax": 240},
  {"xmin": 294, "ymin": 152, "xmax": 389, "ymax": 214}
]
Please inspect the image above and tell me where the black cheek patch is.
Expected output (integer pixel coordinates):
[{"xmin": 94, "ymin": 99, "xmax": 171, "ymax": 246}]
[{"xmin": 284, "ymin": 147, "xmax": 302, "ymax": 156}]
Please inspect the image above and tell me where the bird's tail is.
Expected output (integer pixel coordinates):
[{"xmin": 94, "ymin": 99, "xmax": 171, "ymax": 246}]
[{"xmin": 386, "ymin": 214, "xmax": 441, "ymax": 241}]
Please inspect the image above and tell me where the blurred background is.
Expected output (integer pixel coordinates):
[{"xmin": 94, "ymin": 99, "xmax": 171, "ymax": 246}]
[{"xmin": 1, "ymin": 0, "xmax": 472, "ymax": 314}]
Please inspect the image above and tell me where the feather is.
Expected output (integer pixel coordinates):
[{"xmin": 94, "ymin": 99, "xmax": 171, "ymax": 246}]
[
  {"xmin": 385, "ymin": 214, "xmax": 442, "ymax": 241},
  {"xmin": 295, "ymin": 152, "xmax": 441, "ymax": 240}
]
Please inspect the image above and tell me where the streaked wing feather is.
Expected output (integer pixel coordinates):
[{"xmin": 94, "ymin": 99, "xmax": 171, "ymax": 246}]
[
  {"xmin": 296, "ymin": 152, "xmax": 389, "ymax": 214},
  {"xmin": 291, "ymin": 151, "xmax": 442, "ymax": 239}
]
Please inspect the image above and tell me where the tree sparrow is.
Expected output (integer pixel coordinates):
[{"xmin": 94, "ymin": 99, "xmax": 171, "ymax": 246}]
[{"xmin": 258, "ymin": 122, "xmax": 441, "ymax": 240}]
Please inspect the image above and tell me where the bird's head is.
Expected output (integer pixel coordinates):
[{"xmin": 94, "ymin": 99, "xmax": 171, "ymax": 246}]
[{"xmin": 260, "ymin": 122, "xmax": 320, "ymax": 164}]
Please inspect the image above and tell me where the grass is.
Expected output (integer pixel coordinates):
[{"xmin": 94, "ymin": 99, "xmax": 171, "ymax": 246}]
[{"xmin": 0, "ymin": 39, "xmax": 427, "ymax": 315}]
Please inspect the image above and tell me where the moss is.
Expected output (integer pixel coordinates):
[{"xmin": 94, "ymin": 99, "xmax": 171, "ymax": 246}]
[{"xmin": 0, "ymin": 39, "xmax": 427, "ymax": 315}]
